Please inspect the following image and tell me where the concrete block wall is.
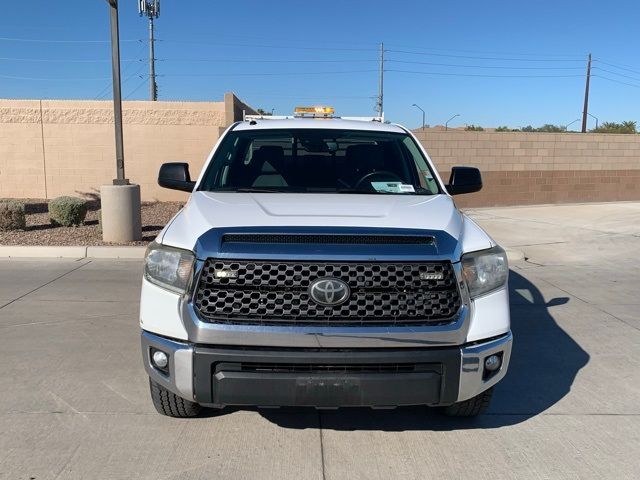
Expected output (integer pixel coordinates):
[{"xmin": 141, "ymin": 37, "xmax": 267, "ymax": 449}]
[
  {"xmin": 0, "ymin": 100, "xmax": 47, "ymax": 198},
  {"xmin": 414, "ymin": 130, "xmax": 640, "ymax": 207},
  {"xmin": 0, "ymin": 97, "xmax": 237, "ymax": 202},
  {"xmin": 2, "ymin": 99, "xmax": 639, "ymax": 207}
]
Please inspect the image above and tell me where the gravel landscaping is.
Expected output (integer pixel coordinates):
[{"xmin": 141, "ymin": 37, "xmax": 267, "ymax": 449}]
[{"xmin": 0, "ymin": 199, "xmax": 183, "ymax": 246}]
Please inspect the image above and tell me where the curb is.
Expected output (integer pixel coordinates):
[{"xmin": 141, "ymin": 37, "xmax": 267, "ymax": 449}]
[{"xmin": 0, "ymin": 246, "xmax": 146, "ymax": 259}]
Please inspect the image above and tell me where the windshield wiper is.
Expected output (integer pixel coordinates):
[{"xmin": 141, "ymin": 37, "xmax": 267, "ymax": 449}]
[{"xmin": 335, "ymin": 189, "xmax": 395, "ymax": 194}]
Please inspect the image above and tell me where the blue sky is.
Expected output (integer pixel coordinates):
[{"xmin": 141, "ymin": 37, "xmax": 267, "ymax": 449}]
[{"xmin": 1, "ymin": 0, "xmax": 638, "ymax": 129}]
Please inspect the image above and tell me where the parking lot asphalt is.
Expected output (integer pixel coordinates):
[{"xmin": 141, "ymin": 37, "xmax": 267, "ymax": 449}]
[{"xmin": 1, "ymin": 202, "xmax": 639, "ymax": 480}]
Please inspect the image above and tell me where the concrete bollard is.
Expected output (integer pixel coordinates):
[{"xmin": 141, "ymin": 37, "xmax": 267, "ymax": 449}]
[{"xmin": 100, "ymin": 184, "xmax": 142, "ymax": 243}]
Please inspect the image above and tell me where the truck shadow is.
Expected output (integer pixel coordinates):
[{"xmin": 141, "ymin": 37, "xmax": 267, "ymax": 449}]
[{"xmin": 254, "ymin": 269, "xmax": 590, "ymax": 431}]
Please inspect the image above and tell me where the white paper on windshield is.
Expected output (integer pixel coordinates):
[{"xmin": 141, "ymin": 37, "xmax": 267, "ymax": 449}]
[{"xmin": 371, "ymin": 182, "xmax": 416, "ymax": 193}]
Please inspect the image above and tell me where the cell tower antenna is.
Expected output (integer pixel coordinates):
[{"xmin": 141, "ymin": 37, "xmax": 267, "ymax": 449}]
[{"xmin": 138, "ymin": 1, "xmax": 160, "ymax": 101}]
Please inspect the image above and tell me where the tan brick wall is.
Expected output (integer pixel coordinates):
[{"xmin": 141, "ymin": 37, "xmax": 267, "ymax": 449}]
[
  {"xmin": 0, "ymin": 98, "xmax": 228, "ymax": 202},
  {"xmin": 0, "ymin": 100, "xmax": 47, "ymax": 198},
  {"xmin": 414, "ymin": 130, "xmax": 640, "ymax": 207},
  {"xmin": 2, "ymin": 102, "xmax": 639, "ymax": 206}
]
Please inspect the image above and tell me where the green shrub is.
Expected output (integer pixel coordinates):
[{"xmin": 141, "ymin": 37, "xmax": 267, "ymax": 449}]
[
  {"xmin": 49, "ymin": 196, "xmax": 88, "ymax": 227},
  {"xmin": 0, "ymin": 200, "xmax": 26, "ymax": 231}
]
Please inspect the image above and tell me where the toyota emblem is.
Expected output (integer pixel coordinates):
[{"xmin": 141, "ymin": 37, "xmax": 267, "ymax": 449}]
[{"xmin": 309, "ymin": 277, "xmax": 350, "ymax": 306}]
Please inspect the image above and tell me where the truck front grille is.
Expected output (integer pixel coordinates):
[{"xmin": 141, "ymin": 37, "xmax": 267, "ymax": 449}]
[{"xmin": 193, "ymin": 260, "xmax": 462, "ymax": 326}]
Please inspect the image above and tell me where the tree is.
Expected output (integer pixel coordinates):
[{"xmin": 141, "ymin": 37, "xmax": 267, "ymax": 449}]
[
  {"xmin": 591, "ymin": 121, "xmax": 637, "ymax": 134},
  {"xmin": 514, "ymin": 124, "xmax": 566, "ymax": 133},
  {"xmin": 465, "ymin": 125, "xmax": 484, "ymax": 131},
  {"xmin": 256, "ymin": 108, "xmax": 272, "ymax": 116},
  {"xmin": 536, "ymin": 124, "xmax": 566, "ymax": 133}
]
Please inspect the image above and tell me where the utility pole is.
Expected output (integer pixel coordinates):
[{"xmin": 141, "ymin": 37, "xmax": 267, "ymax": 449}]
[
  {"xmin": 139, "ymin": 1, "xmax": 160, "ymax": 101},
  {"xmin": 377, "ymin": 42, "xmax": 384, "ymax": 118},
  {"xmin": 581, "ymin": 53, "xmax": 591, "ymax": 133}
]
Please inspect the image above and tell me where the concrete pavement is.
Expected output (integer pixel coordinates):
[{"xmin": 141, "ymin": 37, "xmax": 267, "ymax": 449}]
[{"xmin": 1, "ymin": 202, "xmax": 639, "ymax": 479}]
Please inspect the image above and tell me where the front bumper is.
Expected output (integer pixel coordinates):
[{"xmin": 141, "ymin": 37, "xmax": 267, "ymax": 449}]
[{"xmin": 142, "ymin": 330, "xmax": 512, "ymax": 407}]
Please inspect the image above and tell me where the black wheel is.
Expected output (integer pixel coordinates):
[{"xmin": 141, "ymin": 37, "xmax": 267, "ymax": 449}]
[
  {"xmin": 443, "ymin": 387, "xmax": 494, "ymax": 417},
  {"xmin": 149, "ymin": 378, "xmax": 202, "ymax": 418}
]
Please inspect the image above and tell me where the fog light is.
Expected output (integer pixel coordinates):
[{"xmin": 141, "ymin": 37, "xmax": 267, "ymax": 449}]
[
  {"xmin": 214, "ymin": 269, "xmax": 237, "ymax": 279},
  {"xmin": 152, "ymin": 350, "xmax": 169, "ymax": 369},
  {"xmin": 419, "ymin": 272, "xmax": 444, "ymax": 281},
  {"xmin": 484, "ymin": 354, "xmax": 501, "ymax": 372}
]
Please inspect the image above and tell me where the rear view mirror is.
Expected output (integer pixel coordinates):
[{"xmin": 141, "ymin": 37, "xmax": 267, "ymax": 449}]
[
  {"xmin": 446, "ymin": 166, "xmax": 482, "ymax": 195},
  {"xmin": 158, "ymin": 163, "xmax": 196, "ymax": 192}
]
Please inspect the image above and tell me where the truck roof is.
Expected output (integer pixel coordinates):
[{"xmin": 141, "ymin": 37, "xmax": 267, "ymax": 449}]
[{"xmin": 233, "ymin": 117, "xmax": 408, "ymax": 134}]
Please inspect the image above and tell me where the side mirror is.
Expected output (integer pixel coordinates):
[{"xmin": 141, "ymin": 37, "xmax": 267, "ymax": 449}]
[
  {"xmin": 158, "ymin": 163, "xmax": 196, "ymax": 192},
  {"xmin": 446, "ymin": 166, "xmax": 482, "ymax": 195}
]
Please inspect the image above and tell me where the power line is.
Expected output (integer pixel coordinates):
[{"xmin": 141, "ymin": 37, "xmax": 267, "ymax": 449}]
[
  {"xmin": 0, "ymin": 36, "xmax": 141, "ymax": 43},
  {"xmin": 159, "ymin": 32, "xmax": 379, "ymax": 49},
  {"xmin": 96, "ymin": 65, "xmax": 148, "ymax": 100},
  {"xmin": 384, "ymin": 43, "xmax": 584, "ymax": 58},
  {"xmin": 593, "ymin": 59, "xmax": 640, "ymax": 75},
  {"xmin": 592, "ymin": 74, "xmax": 640, "ymax": 89},
  {"xmin": 125, "ymin": 77, "xmax": 150, "ymax": 99},
  {"xmin": 387, "ymin": 59, "xmax": 583, "ymax": 70},
  {"xmin": 2, "ymin": 69, "xmax": 584, "ymax": 83},
  {"xmin": 386, "ymin": 69, "xmax": 583, "ymax": 78},
  {"xmin": 230, "ymin": 93, "xmax": 375, "ymax": 99},
  {"xmin": 0, "ymin": 57, "xmax": 142, "ymax": 63},
  {"xmin": 592, "ymin": 66, "xmax": 640, "ymax": 83},
  {"xmin": 386, "ymin": 49, "xmax": 585, "ymax": 62},
  {"xmin": 94, "ymin": 43, "xmax": 148, "ymax": 99},
  {"xmin": 162, "ymin": 69, "xmax": 378, "ymax": 77},
  {"xmin": 157, "ymin": 39, "xmax": 372, "ymax": 52},
  {"xmin": 157, "ymin": 58, "xmax": 377, "ymax": 64},
  {"xmin": 0, "ymin": 74, "xmax": 112, "ymax": 81}
]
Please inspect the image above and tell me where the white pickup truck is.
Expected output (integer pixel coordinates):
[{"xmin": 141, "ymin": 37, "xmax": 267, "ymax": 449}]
[{"xmin": 140, "ymin": 109, "xmax": 512, "ymax": 418}]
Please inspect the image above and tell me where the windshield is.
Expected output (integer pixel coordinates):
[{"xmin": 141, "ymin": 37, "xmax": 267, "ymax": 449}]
[{"xmin": 198, "ymin": 128, "xmax": 441, "ymax": 195}]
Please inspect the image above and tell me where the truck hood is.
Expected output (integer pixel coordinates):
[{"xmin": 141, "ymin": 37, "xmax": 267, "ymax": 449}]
[{"xmin": 160, "ymin": 192, "xmax": 493, "ymax": 257}]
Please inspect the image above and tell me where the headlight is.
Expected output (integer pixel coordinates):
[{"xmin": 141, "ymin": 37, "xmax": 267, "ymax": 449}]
[
  {"xmin": 461, "ymin": 246, "xmax": 508, "ymax": 298},
  {"xmin": 144, "ymin": 242, "xmax": 195, "ymax": 294}
]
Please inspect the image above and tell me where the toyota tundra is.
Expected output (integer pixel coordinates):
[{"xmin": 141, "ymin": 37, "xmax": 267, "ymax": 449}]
[{"xmin": 140, "ymin": 107, "xmax": 512, "ymax": 418}]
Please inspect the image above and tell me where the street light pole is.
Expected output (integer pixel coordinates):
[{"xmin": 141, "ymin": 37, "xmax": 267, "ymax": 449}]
[
  {"xmin": 102, "ymin": 0, "xmax": 142, "ymax": 242},
  {"xmin": 565, "ymin": 118, "xmax": 581, "ymax": 131},
  {"xmin": 445, "ymin": 114, "xmax": 460, "ymax": 131},
  {"xmin": 587, "ymin": 112, "xmax": 599, "ymax": 130},
  {"xmin": 107, "ymin": 0, "xmax": 126, "ymax": 184},
  {"xmin": 411, "ymin": 104, "xmax": 425, "ymax": 129}
]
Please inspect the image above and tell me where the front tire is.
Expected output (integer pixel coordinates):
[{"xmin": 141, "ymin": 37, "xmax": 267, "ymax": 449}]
[
  {"xmin": 443, "ymin": 387, "xmax": 493, "ymax": 417},
  {"xmin": 149, "ymin": 379, "xmax": 202, "ymax": 418}
]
